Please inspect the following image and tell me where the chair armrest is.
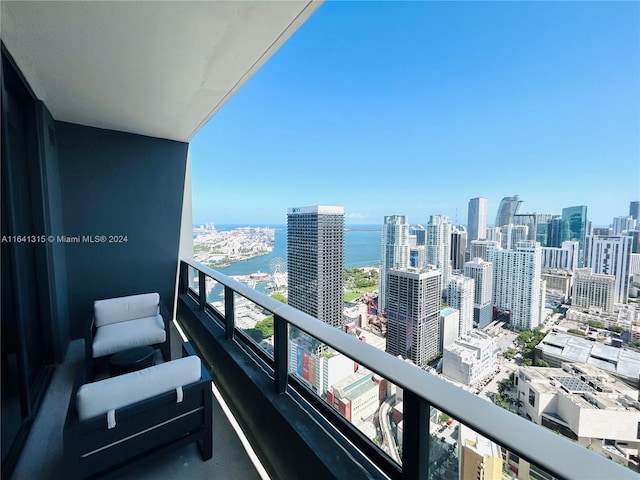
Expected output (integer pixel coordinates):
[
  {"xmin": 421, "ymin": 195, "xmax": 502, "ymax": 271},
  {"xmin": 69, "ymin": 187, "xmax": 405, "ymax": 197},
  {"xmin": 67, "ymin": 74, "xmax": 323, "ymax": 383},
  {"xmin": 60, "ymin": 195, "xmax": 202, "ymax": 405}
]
[
  {"xmin": 160, "ymin": 299, "xmax": 171, "ymax": 361},
  {"xmin": 84, "ymin": 316, "xmax": 97, "ymax": 381}
]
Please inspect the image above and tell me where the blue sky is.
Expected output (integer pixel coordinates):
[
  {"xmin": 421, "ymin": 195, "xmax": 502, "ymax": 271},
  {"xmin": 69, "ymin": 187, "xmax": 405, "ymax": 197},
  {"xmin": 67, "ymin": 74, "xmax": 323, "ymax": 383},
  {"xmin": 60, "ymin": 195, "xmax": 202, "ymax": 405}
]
[{"xmin": 190, "ymin": 1, "xmax": 639, "ymax": 227}]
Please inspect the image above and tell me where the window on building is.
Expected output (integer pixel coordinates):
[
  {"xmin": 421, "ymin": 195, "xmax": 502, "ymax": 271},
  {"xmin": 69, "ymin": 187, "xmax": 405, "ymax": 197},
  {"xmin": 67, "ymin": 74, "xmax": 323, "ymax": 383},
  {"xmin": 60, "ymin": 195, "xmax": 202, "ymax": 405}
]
[{"xmin": 528, "ymin": 388, "xmax": 536, "ymax": 407}]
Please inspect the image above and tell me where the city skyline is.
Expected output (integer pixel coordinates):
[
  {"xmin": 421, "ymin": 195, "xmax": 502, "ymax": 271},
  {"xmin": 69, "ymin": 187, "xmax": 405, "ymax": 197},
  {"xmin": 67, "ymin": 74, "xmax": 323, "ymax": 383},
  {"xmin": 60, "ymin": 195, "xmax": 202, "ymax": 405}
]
[{"xmin": 190, "ymin": 2, "xmax": 639, "ymax": 227}]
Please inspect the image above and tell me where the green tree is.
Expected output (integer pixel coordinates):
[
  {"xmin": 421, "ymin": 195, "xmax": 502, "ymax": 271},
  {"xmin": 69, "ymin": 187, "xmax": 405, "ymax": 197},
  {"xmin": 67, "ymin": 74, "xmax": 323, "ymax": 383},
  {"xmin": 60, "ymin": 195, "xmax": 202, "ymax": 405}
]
[
  {"xmin": 254, "ymin": 316, "xmax": 274, "ymax": 338},
  {"xmin": 534, "ymin": 358, "xmax": 550, "ymax": 367},
  {"xmin": 567, "ymin": 328, "xmax": 586, "ymax": 337}
]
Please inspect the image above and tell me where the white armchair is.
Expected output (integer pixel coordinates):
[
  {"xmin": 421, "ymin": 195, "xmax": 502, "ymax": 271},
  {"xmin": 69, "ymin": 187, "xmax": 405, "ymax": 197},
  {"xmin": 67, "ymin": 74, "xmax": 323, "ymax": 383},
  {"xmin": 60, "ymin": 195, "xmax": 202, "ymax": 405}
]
[{"xmin": 85, "ymin": 292, "xmax": 170, "ymax": 379}]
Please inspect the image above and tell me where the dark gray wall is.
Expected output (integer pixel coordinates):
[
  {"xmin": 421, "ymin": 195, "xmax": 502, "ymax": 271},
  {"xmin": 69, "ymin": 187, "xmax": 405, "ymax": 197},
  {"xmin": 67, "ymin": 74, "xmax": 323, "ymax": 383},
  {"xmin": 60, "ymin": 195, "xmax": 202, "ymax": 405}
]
[{"xmin": 56, "ymin": 122, "xmax": 188, "ymax": 339}]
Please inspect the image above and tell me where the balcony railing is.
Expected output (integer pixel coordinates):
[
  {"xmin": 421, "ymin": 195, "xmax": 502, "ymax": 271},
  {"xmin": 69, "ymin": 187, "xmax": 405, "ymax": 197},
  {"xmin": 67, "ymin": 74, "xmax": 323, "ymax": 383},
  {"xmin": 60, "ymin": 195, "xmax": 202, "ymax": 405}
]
[{"xmin": 178, "ymin": 259, "xmax": 638, "ymax": 480}]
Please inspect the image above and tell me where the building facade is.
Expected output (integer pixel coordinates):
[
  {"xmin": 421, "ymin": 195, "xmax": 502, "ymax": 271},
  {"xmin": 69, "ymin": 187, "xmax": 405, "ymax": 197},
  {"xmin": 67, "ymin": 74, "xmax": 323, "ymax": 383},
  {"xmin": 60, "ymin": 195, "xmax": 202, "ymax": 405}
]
[
  {"xmin": 447, "ymin": 275, "xmax": 475, "ymax": 336},
  {"xmin": 426, "ymin": 215, "xmax": 452, "ymax": 294},
  {"xmin": 495, "ymin": 195, "xmax": 523, "ymax": 228},
  {"xmin": 450, "ymin": 226, "xmax": 468, "ymax": 271},
  {"xmin": 612, "ymin": 216, "xmax": 636, "ymax": 235},
  {"xmin": 469, "ymin": 240, "xmax": 499, "ymax": 263},
  {"xmin": 541, "ymin": 241, "xmax": 579, "ymax": 272},
  {"xmin": 467, "ymin": 197, "xmax": 488, "ymax": 243},
  {"xmin": 442, "ymin": 330, "xmax": 498, "ymax": 386},
  {"xmin": 584, "ymin": 235, "xmax": 632, "ymax": 305},
  {"xmin": 385, "ymin": 268, "xmax": 442, "ymax": 367},
  {"xmin": 516, "ymin": 364, "xmax": 640, "ymax": 465},
  {"xmin": 492, "ymin": 241, "xmax": 542, "ymax": 330},
  {"xmin": 561, "ymin": 205, "xmax": 588, "ymax": 267},
  {"xmin": 379, "ymin": 215, "xmax": 410, "ymax": 313},
  {"xmin": 572, "ymin": 267, "xmax": 615, "ymax": 313},
  {"xmin": 464, "ymin": 257, "xmax": 494, "ymax": 329},
  {"xmin": 287, "ymin": 205, "xmax": 345, "ymax": 329}
]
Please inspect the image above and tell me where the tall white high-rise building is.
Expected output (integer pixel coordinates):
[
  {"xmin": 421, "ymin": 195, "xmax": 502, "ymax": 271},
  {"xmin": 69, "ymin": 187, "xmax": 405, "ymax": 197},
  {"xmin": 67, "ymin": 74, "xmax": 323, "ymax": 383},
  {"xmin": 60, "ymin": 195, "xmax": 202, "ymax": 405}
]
[
  {"xmin": 541, "ymin": 241, "xmax": 579, "ymax": 272},
  {"xmin": 467, "ymin": 197, "xmax": 488, "ymax": 242},
  {"xmin": 584, "ymin": 235, "xmax": 632, "ymax": 305},
  {"xmin": 287, "ymin": 205, "xmax": 345, "ymax": 329},
  {"xmin": 385, "ymin": 268, "xmax": 442, "ymax": 367},
  {"xmin": 572, "ymin": 268, "xmax": 615, "ymax": 313},
  {"xmin": 492, "ymin": 241, "xmax": 542, "ymax": 330},
  {"xmin": 426, "ymin": 215, "xmax": 452, "ymax": 294},
  {"xmin": 464, "ymin": 257, "xmax": 494, "ymax": 329},
  {"xmin": 447, "ymin": 275, "xmax": 475, "ymax": 336},
  {"xmin": 379, "ymin": 215, "xmax": 410, "ymax": 313}
]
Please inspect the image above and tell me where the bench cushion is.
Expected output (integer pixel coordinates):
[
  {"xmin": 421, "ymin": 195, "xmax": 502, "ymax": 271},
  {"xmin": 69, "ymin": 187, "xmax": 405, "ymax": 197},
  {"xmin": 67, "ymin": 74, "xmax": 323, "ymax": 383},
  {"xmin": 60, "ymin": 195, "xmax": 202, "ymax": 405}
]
[
  {"xmin": 92, "ymin": 314, "xmax": 165, "ymax": 358},
  {"xmin": 94, "ymin": 292, "xmax": 160, "ymax": 327},
  {"xmin": 76, "ymin": 356, "xmax": 202, "ymax": 422}
]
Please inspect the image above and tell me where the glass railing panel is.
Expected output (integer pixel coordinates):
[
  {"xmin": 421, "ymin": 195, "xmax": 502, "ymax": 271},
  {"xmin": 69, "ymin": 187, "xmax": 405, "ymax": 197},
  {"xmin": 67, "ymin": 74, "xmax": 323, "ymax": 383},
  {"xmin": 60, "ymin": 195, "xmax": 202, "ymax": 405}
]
[
  {"xmin": 429, "ymin": 407, "xmax": 561, "ymax": 480},
  {"xmin": 188, "ymin": 265, "xmax": 199, "ymax": 295},
  {"xmin": 235, "ymin": 292, "xmax": 275, "ymax": 359},
  {"xmin": 288, "ymin": 328, "xmax": 402, "ymax": 464},
  {"xmin": 205, "ymin": 276, "xmax": 225, "ymax": 316}
]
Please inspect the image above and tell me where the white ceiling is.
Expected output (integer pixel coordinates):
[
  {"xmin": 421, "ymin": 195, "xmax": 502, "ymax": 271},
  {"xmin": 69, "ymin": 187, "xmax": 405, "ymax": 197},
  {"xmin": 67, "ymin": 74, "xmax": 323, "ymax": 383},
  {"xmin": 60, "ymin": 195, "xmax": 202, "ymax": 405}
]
[{"xmin": 1, "ymin": 1, "xmax": 321, "ymax": 142}]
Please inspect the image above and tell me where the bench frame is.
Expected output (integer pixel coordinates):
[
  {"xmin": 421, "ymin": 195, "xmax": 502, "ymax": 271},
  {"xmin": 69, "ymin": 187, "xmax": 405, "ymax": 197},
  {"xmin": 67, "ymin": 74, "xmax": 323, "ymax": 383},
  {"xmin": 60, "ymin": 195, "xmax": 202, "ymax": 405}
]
[{"xmin": 64, "ymin": 343, "xmax": 212, "ymax": 479}]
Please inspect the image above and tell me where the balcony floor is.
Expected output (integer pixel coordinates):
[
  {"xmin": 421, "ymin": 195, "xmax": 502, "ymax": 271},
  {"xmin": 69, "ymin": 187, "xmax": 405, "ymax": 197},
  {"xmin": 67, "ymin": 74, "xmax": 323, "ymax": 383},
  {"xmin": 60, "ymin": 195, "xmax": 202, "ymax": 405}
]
[{"xmin": 11, "ymin": 334, "xmax": 264, "ymax": 480}]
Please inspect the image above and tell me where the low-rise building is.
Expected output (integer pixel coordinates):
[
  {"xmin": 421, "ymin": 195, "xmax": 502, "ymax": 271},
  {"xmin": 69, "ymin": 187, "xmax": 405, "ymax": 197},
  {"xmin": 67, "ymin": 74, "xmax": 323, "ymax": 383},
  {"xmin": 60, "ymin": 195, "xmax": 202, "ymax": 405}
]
[
  {"xmin": 516, "ymin": 363, "xmax": 640, "ymax": 466},
  {"xmin": 326, "ymin": 370, "xmax": 380, "ymax": 427},
  {"xmin": 442, "ymin": 330, "xmax": 498, "ymax": 386},
  {"xmin": 536, "ymin": 332, "xmax": 640, "ymax": 388},
  {"xmin": 459, "ymin": 425, "xmax": 503, "ymax": 480}
]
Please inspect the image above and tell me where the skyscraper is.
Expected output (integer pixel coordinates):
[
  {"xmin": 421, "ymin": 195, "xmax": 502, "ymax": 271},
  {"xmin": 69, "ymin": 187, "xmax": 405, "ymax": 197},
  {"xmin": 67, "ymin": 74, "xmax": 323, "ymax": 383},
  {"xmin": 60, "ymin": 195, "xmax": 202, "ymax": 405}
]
[
  {"xmin": 450, "ymin": 225, "xmax": 468, "ymax": 271},
  {"xmin": 612, "ymin": 216, "xmax": 635, "ymax": 235},
  {"xmin": 469, "ymin": 240, "xmax": 499, "ymax": 263},
  {"xmin": 385, "ymin": 268, "xmax": 442, "ymax": 367},
  {"xmin": 561, "ymin": 205, "xmax": 587, "ymax": 266},
  {"xmin": 630, "ymin": 201, "xmax": 640, "ymax": 222},
  {"xmin": 287, "ymin": 205, "xmax": 345, "ymax": 329},
  {"xmin": 546, "ymin": 216, "xmax": 563, "ymax": 248},
  {"xmin": 495, "ymin": 195, "xmax": 522, "ymax": 228},
  {"xmin": 464, "ymin": 257, "xmax": 494, "ymax": 329},
  {"xmin": 426, "ymin": 214, "xmax": 452, "ymax": 294},
  {"xmin": 584, "ymin": 235, "xmax": 632, "ymax": 305},
  {"xmin": 379, "ymin": 215, "xmax": 410, "ymax": 313},
  {"xmin": 513, "ymin": 213, "xmax": 537, "ymax": 241},
  {"xmin": 501, "ymin": 224, "xmax": 529, "ymax": 250},
  {"xmin": 447, "ymin": 275, "xmax": 475, "ymax": 336},
  {"xmin": 467, "ymin": 197, "xmax": 488, "ymax": 242},
  {"xmin": 492, "ymin": 241, "xmax": 542, "ymax": 330}
]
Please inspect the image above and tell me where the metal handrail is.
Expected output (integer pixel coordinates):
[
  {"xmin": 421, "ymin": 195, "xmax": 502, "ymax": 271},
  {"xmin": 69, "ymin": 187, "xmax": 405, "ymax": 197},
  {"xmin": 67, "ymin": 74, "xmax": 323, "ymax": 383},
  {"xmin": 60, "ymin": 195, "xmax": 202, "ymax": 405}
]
[{"xmin": 181, "ymin": 258, "xmax": 639, "ymax": 480}]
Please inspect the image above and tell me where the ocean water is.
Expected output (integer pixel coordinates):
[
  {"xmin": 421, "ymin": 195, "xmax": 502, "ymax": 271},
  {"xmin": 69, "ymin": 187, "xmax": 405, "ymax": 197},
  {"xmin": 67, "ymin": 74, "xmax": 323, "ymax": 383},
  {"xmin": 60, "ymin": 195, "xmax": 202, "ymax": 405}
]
[{"xmin": 206, "ymin": 224, "xmax": 382, "ymax": 277}]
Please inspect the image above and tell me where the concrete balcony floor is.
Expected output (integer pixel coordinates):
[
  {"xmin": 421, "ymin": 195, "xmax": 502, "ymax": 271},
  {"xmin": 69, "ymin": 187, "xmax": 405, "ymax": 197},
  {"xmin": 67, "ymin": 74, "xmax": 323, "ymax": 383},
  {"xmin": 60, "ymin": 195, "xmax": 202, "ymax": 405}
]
[{"xmin": 11, "ymin": 333, "xmax": 263, "ymax": 480}]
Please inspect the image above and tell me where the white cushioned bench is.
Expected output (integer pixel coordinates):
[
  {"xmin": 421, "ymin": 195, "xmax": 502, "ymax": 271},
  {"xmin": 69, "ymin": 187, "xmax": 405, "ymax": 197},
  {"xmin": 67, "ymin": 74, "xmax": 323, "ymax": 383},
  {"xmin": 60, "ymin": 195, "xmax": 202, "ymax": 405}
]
[
  {"xmin": 77, "ymin": 356, "xmax": 201, "ymax": 426},
  {"xmin": 64, "ymin": 344, "xmax": 212, "ymax": 479}
]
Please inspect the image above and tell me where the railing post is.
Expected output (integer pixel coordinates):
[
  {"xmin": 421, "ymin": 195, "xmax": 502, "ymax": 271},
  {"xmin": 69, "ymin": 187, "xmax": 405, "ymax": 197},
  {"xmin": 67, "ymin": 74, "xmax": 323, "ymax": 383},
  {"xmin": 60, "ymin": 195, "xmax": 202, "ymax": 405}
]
[
  {"xmin": 198, "ymin": 271, "xmax": 207, "ymax": 311},
  {"xmin": 179, "ymin": 261, "xmax": 189, "ymax": 295},
  {"xmin": 273, "ymin": 314, "xmax": 288, "ymax": 395},
  {"xmin": 402, "ymin": 391, "xmax": 430, "ymax": 480},
  {"xmin": 224, "ymin": 286, "xmax": 235, "ymax": 340}
]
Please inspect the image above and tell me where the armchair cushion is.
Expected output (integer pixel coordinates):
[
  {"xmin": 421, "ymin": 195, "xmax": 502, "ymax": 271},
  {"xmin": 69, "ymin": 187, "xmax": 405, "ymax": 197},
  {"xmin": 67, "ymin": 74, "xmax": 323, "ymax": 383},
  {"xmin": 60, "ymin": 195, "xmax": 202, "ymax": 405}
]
[
  {"xmin": 92, "ymin": 314, "xmax": 165, "ymax": 358},
  {"xmin": 94, "ymin": 292, "xmax": 160, "ymax": 327},
  {"xmin": 76, "ymin": 355, "xmax": 202, "ymax": 422}
]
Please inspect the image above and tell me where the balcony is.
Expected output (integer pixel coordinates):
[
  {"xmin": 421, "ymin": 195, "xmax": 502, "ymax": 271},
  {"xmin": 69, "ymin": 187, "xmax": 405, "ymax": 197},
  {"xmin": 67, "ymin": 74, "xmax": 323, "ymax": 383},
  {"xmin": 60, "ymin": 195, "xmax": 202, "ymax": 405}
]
[
  {"xmin": 10, "ymin": 259, "xmax": 638, "ymax": 480},
  {"xmin": 171, "ymin": 260, "xmax": 638, "ymax": 480}
]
